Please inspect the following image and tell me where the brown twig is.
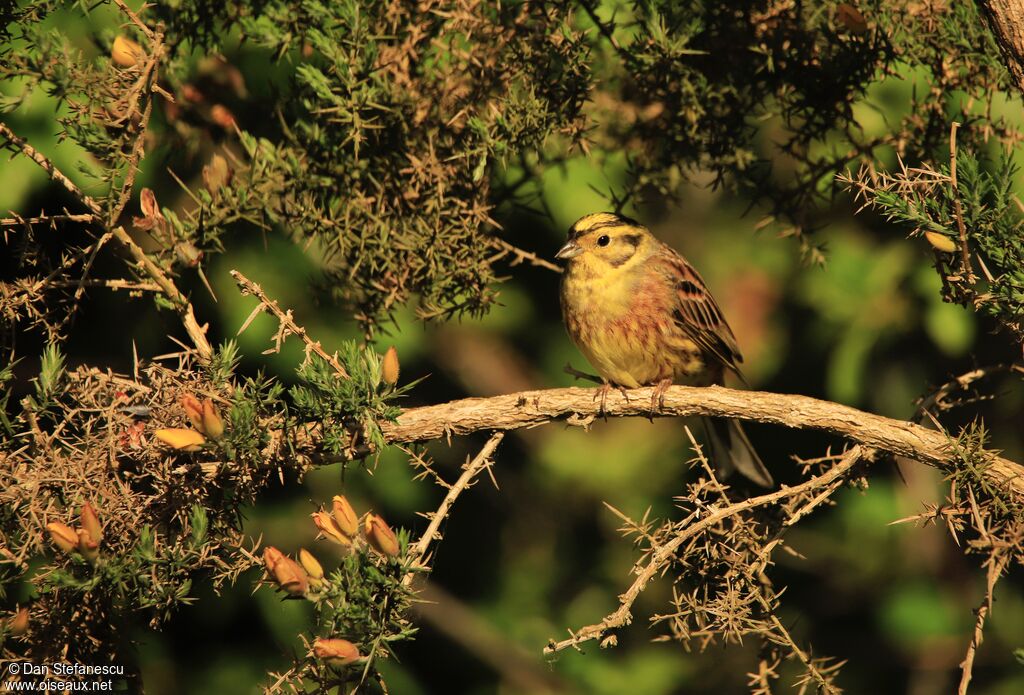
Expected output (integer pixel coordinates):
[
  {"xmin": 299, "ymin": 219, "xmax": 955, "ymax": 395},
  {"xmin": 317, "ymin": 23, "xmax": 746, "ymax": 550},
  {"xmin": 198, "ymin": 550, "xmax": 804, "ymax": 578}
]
[
  {"xmin": 404, "ymin": 432, "xmax": 503, "ymax": 586},
  {"xmin": 230, "ymin": 269, "xmax": 350, "ymax": 378},
  {"xmin": 379, "ymin": 385, "xmax": 1024, "ymax": 497},
  {"xmin": 949, "ymin": 122, "xmax": 976, "ymax": 284},
  {"xmin": 110, "ymin": 0, "xmax": 156, "ymax": 39},
  {"xmin": 543, "ymin": 446, "xmax": 867, "ymax": 655},
  {"xmin": 0, "ymin": 123, "xmax": 104, "ymax": 217},
  {"xmin": 957, "ymin": 551, "xmax": 1010, "ymax": 694},
  {"xmin": 0, "ymin": 122, "xmax": 214, "ymax": 361},
  {"xmin": 488, "ymin": 237, "xmax": 563, "ymax": 273},
  {"xmin": 1, "ymin": 213, "xmax": 97, "ymax": 227}
]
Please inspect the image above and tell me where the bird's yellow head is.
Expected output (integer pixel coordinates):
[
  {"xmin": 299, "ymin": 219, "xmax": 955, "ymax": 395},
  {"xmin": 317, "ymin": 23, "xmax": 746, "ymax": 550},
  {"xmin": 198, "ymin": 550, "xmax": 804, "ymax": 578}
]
[{"xmin": 555, "ymin": 212, "xmax": 654, "ymax": 272}]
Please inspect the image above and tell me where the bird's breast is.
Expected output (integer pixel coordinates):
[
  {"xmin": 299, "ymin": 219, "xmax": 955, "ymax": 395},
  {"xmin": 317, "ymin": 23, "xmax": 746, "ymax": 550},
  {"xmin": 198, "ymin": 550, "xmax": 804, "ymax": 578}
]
[{"xmin": 561, "ymin": 272, "xmax": 706, "ymax": 387}]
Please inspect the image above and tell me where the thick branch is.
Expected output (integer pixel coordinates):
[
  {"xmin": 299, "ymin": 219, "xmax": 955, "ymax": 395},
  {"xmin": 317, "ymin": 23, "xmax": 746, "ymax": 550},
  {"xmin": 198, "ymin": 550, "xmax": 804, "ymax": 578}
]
[
  {"xmin": 979, "ymin": 0, "xmax": 1024, "ymax": 94},
  {"xmin": 382, "ymin": 385, "xmax": 1024, "ymax": 497}
]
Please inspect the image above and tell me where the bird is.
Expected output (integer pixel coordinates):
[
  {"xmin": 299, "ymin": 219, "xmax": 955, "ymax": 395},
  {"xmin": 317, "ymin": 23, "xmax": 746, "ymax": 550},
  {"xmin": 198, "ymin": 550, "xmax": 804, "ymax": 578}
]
[{"xmin": 555, "ymin": 211, "xmax": 773, "ymax": 487}]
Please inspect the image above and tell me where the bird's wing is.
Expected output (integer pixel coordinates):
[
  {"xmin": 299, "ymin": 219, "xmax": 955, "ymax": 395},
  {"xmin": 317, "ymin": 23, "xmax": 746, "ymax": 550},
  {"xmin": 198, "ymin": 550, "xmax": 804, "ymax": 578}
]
[{"xmin": 660, "ymin": 245, "xmax": 744, "ymax": 376}]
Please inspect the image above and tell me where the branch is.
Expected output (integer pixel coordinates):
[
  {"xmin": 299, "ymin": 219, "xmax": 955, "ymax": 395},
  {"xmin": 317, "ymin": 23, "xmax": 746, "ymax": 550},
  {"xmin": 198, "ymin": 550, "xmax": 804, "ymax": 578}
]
[
  {"xmin": 230, "ymin": 269, "xmax": 349, "ymax": 378},
  {"xmin": 957, "ymin": 550, "xmax": 1010, "ymax": 694},
  {"xmin": 543, "ymin": 446, "xmax": 868, "ymax": 655},
  {"xmin": 380, "ymin": 385, "xmax": 1024, "ymax": 497},
  {"xmin": 404, "ymin": 432, "xmax": 503, "ymax": 586},
  {"xmin": 1, "ymin": 115, "xmax": 213, "ymax": 361},
  {"xmin": 978, "ymin": 0, "xmax": 1024, "ymax": 95}
]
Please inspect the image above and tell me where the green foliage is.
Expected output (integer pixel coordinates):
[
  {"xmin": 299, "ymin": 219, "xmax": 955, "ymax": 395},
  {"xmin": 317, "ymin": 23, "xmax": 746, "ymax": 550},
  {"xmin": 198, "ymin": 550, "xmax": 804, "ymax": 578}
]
[
  {"xmin": 290, "ymin": 343, "xmax": 412, "ymax": 456},
  {"xmin": 848, "ymin": 148, "xmax": 1024, "ymax": 341}
]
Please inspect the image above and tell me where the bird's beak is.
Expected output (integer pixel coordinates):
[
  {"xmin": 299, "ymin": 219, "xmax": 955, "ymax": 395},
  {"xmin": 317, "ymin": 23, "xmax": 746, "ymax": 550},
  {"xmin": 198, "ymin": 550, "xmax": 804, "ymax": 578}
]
[{"xmin": 555, "ymin": 240, "xmax": 583, "ymax": 260}]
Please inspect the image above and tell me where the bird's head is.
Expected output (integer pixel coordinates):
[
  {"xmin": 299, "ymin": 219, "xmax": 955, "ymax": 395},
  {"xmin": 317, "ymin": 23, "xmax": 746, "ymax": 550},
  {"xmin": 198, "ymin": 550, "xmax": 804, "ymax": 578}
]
[{"xmin": 555, "ymin": 212, "xmax": 655, "ymax": 271}]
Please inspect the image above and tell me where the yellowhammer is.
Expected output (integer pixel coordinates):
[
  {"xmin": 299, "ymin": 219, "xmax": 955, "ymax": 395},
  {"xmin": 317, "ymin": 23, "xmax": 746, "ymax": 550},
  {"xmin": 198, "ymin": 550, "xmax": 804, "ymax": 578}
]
[{"xmin": 556, "ymin": 212, "xmax": 773, "ymax": 487}]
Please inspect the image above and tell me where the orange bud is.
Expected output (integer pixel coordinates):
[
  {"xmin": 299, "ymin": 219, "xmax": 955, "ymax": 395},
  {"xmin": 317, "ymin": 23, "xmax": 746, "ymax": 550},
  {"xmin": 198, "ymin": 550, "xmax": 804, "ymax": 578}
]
[
  {"xmin": 201, "ymin": 399, "xmax": 225, "ymax": 440},
  {"xmin": 331, "ymin": 495, "xmax": 360, "ymax": 537},
  {"xmin": 202, "ymin": 154, "xmax": 233, "ymax": 195},
  {"xmin": 111, "ymin": 36, "xmax": 144, "ymax": 68},
  {"xmin": 263, "ymin": 546, "xmax": 308, "ymax": 596},
  {"xmin": 381, "ymin": 346, "xmax": 400, "ymax": 385},
  {"xmin": 9, "ymin": 607, "xmax": 29, "ymax": 637},
  {"xmin": 312, "ymin": 512, "xmax": 352, "ymax": 548},
  {"xmin": 836, "ymin": 3, "xmax": 868, "ymax": 34},
  {"xmin": 77, "ymin": 528, "xmax": 100, "ymax": 565},
  {"xmin": 313, "ymin": 638, "xmax": 361, "ymax": 668},
  {"xmin": 46, "ymin": 522, "xmax": 79, "ymax": 554},
  {"xmin": 210, "ymin": 104, "xmax": 236, "ymax": 129},
  {"xmin": 154, "ymin": 428, "xmax": 206, "ymax": 451},
  {"xmin": 80, "ymin": 502, "xmax": 102, "ymax": 544},
  {"xmin": 263, "ymin": 546, "xmax": 285, "ymax": 573},
  {"xmin": 363, "ymin": 514, "xmax": 399, "ymax": 558},
  {"xmin": 924, "ymin": 231, "xmax": 957, "ymax": 253},
  {"xmin": 181, "ymin": 395, "xmax": 204, "ymax": 430},
  {"xmin": 299, "ymin": 548, "xmax": 324, "ymax": 589}
]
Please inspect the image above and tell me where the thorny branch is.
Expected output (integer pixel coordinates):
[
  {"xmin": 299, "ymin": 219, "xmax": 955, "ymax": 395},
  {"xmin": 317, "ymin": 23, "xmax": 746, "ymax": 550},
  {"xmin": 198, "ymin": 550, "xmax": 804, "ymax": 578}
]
[
  {"xmin": 958, "ymin": 551, "xmax": 1010, "ymax": 695},
  {"xmin": 543, "ymin": 446, "xmax": 870, "ymax": 655},
  {"xmin": 0, "ymin": 40, "xmax": 214, "ymax": 360},
  {"xmin": 403, "ymin": 433, "xmax": 503, "ymax": 587},
  {"xmin": 230, "ymin": 269, "xmax": 350, "ymax": 378}
]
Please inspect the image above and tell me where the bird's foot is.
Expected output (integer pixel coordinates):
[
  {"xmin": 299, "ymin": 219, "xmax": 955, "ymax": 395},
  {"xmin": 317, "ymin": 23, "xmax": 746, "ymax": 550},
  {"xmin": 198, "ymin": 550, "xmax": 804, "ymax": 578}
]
[
  {"xmin": 593, "ymin": 382, "xmax": 612, "ymax": 418},
  {"xmin": 649, "ymin": 378, "xmax": 673, "ymax": 417}
]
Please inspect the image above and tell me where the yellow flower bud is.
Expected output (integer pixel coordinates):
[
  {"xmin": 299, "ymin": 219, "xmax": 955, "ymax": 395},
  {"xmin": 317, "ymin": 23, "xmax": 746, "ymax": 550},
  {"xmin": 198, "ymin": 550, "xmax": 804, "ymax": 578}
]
[
  {"xmin": 154, "ymin": 428, "xmax": 206, "ymax": 451},
  {"xmin": 46, "ymin": 522, "xmax": 79, "ymax": 554},
  {"xmin": 331, "ymin": 495, "xmax": 360, "ymax": 537},
  {"xmin": 363, "ymin": 514, "xmax": 399, "ymax": 558},
  {"xmin": 9, "ymin": 607, "xmax": 29, "ymax": 637},
  {"xmin": 924, "ymin": 230, "xmax": 957, "ymax": 253},
  {"xmin": 202, "ymin": 154, "xmax": 233, "ymax": 195},
  {"xmin": 298, "ymin": 548, "xmax": 324, "ymax": 589},
  {"xmin": 80, "ymin": 502, "xmax": 102, "ymax": 544},
  {"xmin": 382, "ymin": 346, "xmax": 400, "ymax": 385},
  {"xmin": 180, "ymin": 395, "xmax": 204, "ymax": 430},
  {"xmin": 312, "ymin": 512, "xmax": 352, "ymax": 548},
  {"xmin": 313, "ymin": 638, "xmax": 361, "ymax": 669},
  {"xmin": 111, "ymin": 36, "xmax": 144, "ymax": 68},
  {"xmin": 263, "ymin": 546, "xmax": 308, "ymax": 596},
  {"xmin": 77, "ymin": 528, "xmax": 100, "ymax": 565},
  {"xmin": 201, "ymin": 399, "xmax": 225, "ymax": 440}
]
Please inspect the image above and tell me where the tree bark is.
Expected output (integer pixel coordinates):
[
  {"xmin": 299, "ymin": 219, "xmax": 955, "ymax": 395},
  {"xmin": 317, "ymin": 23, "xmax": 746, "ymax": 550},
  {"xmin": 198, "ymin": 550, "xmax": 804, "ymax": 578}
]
[
  {"xmin": 382, "ymin": 384, "xmax": 1024, "ymax": 498},
  {"xmin": 979, "ymin": 0, "xmax": 1024, "ymax": 93}
]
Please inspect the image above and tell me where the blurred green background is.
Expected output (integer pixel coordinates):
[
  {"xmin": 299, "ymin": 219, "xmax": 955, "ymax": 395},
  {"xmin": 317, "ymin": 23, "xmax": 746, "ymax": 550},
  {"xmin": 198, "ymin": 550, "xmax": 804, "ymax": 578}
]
[{"xmin": 3, "ymin": 3, "xmax": 1024, "ymax": 694}]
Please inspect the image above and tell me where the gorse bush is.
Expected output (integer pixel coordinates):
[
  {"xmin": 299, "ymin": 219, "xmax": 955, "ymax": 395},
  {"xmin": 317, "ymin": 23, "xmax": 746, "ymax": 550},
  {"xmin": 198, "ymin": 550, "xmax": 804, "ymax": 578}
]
[{"xmin": 2, "ymin": 1, "xmax": 1024, "ymax": 693}]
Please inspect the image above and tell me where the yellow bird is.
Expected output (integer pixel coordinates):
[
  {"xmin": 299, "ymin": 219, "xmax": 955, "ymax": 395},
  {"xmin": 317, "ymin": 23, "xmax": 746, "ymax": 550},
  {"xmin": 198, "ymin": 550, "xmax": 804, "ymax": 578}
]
[{"xmin": 556, "ymin": 212, "xmax": 773, "ymax": 487}]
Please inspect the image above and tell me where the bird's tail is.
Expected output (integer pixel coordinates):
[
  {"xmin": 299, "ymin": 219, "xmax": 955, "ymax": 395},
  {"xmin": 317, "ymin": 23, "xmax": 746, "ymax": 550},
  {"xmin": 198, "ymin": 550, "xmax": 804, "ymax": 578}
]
[{"xmin": 703, "ymin": 417, "xmax": 774, "ymax": 488}]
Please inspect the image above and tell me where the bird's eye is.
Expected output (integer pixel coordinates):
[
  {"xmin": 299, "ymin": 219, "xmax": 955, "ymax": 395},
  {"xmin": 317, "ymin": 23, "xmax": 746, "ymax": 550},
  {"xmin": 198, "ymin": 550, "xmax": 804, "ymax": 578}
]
[{"xmin": 597, "ymin": 235, "xmax": 610, "ymax": 247}]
